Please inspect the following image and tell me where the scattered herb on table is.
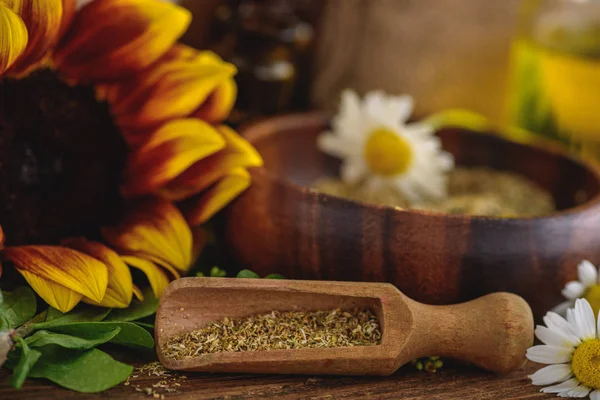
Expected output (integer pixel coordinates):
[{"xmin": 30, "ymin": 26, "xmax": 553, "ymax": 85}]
[
  {"xmin": 164, "ymin": 308, "xmax": 381, "ymax": 360},
  {"xmin": 124, "ymin": 361, "xmax": 187, "ymax": 398}
]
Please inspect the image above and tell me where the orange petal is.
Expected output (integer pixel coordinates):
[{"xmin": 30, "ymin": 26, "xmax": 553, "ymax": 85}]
[
  {"xmin": 101, "ymin": 199, "xmax": 197, "ymax": 273},
  {"xmin": 121, "ymin": 119, "xmax": 225, "ymax": 198},
  {"xmin": 4, "ymin": 0, "xmax": 63, "ymax": 76},
  {"xmin": 63, "ymin": 238, "xmax": 134, "ymax": 309},
  {"xmin": 113, "ymin": 50, "xmax": 237, "ymax": 129},
  {"xmin": 18, "ymin": 269, "xmax": 82, "ymax": 312},
  {"xmin": 57, "ymin": 0, "xmax": 76, "ymax": 42},
  {"xmin": 192, "ymin": 77, "xmax": 237, "ymax": 124},
  {"xmin": 0, "ymin": 5, "xmax": 28, "ymax": 76},
  {"xmin": 122, "ymin": 255, "xmax": 169, "ymax": 299},
  {"xmin": 0, "ymin": 226, "xmax": 5, "ymax": 249},
  {"xmin": 184, "ymin": 167, "xmax": 251, "ymax": 225},
  {"xmin": 2, "ymin": 246, "xmax": 108, "ymax": 304},
  {"xmin": 161, "ymin": 125, "xmax": 263, "ymax": 201},
  {"xmin": 53, "ymin": 0, "xmax": 191, "ymax": 82}
]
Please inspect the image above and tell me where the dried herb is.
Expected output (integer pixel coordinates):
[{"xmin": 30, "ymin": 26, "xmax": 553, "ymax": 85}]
[
  {"xmin": 314, "ymin": 167, "xmax": 556, "ymax": 217},
  {"xmin": 125, "ymin": 361, "xmax": 187, "ymax": 398},
  {"xmin": 164, "ymin": 308, "xmax": 381, "ymax": 360}
]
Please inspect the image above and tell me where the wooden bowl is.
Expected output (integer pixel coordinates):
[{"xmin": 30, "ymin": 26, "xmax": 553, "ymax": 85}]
[{"xmin": 216, "ymin": 113, "xmax": 600, "ymax": 318}]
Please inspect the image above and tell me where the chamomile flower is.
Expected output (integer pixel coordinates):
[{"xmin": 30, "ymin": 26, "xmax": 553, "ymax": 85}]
[
  {"xmin": 555, "ymin": 260, "xmax": 600, "ymax": 316},
  {"xmin": 317, "ymin": 90, "xmax": 454, "ymax": 204},
  {"xmin": 527, "ymin": 298, "xmax": 600, "ymax": 399}
]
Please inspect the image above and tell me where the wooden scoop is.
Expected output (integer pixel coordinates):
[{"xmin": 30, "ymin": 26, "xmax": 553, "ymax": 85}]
[{"xmin": 155, "ymin": 278, "xmax": 533, "ymax": 376}]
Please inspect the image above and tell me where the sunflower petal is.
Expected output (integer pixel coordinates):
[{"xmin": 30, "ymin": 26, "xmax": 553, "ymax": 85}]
[
  {"xmin": 132, "ymin": 284, "xmax": 144, "ymax": 301},
  {"xmin": 57, "ymin": 0, "xmax": 76, "ymax": 41},
  {"xmin": 2, "ymin": 245, "xmax": 108, "ymax": 304},
  {"xmin": 184, "ymin": 167, "xmax": 251, "ymax": 225},
  {"xmin": 161, "ymin": 125, "xmax": 262, "ymax": 201},
  {"xmin": 63, "ymin": 238, "xmax": 133, "ymax": 308},
  {"xmin": 53, "ymin": 0, "xmax": 191, "ymax": 81},
  {"xmin": 102, "ymin": 199, "xmax": 197, "ymax": 273},
  {"xmin": 121, "ymin": 119, "xmax": 226, "ymax": 198},
  {"xmin": 18, "ymin": 269, "xmax": 83, "ymax": 312},
  {"xmin": 122, "ymin": 255, "xmax": 169, "ymax": 299},
  {"xmin": 192, "ymin": 77, "xmax": 237, "ymax": 124},
  {"xmin": 3, "ymin": 0, "xmax": 63, "ymax": 76},
  {"xmin": 0, "ymin": 5, "xmax": 28, "ymax": 76},
  {"xmin": 113, "ymin": 49, "xmax": 236, "ymax": 129}
]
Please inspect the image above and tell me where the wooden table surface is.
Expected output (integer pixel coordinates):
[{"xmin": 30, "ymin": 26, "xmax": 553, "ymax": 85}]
[{"xmin": 0, "ymin": 360, "xmax": 557, "ymax": 399}]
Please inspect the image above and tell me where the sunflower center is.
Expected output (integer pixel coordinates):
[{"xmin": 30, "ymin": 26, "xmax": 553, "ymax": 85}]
[
  {"xmin": 584, "ymin": 286, "xmax": 600, "ymax": 316},
  {"xmin": 363, "ymin": 128, "xmax": 413, "ymax": 176},
  {"xmin": 0, "ymin": 69, "xmax": 127, "ymax": 245},
  {"xmin": 572, "ymin": 339, "xmax": 600, "ymax": 389}
]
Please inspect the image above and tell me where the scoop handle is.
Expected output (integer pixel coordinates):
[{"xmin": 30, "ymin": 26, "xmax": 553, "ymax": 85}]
[{"xmin": 403, "ymin": 292, "xmax": 534, "ymax": 374}]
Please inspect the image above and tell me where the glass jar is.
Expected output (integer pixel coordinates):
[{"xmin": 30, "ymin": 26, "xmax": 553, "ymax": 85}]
[{"xmin": 509, "ymin": 0, "xmax": 600, "ymax": 158}]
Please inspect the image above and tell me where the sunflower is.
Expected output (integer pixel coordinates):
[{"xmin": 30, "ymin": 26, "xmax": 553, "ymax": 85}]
[{"xmin": 0, "ymin": 0, "xmax": 262, "ymax": 312}]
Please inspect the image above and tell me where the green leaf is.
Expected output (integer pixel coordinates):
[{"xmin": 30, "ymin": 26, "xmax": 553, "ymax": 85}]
[
  {"xmin": 0, "ymin": 287, "xmax": 36, "ymax": 330},
  {"xmin": 105, "ymin": 288, "xmax": 158, "ymax": 322},
  {"xmin": 264, "ymin": 273, "xmax": 286, "ymax": 279},
  {"xmin": 10, "ymin": 337, "xmax": 41, "ymax": 389},
  {"xmin": 34, "ymin": 305, "xmax": 111, "ymax": 330},
  {"xmin": 236, "ymin": 269, "xmax": 260, "ymax": 279},
  {"xmin": 48, "ymin": 322, "xmax": 154, "ymax": 349},
  {"xmin": 134, "ymin": 322, "xmax": 155, "ymax": 330},
  {"xmin": 210, "ymin": 266, "xmax": 227, "ymax": 277},
  {"xmin": 28, "ymin": 346, "xmax": 132, "ymax": 393},
  {"xmin": 25, "ymin": 328, "xmax": 121, "ymax": 350}
]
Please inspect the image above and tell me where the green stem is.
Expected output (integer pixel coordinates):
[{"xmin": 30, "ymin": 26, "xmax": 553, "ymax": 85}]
[{"xmin": 14, "ymin": 310, "xmax": 47, "ymax": 338}]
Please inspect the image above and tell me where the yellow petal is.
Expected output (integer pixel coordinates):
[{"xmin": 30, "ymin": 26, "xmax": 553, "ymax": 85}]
[
  {"xmin": 63, "ymin": 238, "xmax": 133, "ymax": 309},
  {"xmin": 18, "ymin": 269, "xmax": 83, "ymax": 312},
  {"xmin": 184, "ymin": 168, "xmax": 251, "ymax": 225},
  {"xmin": 121, "ymin": 119, "xmax": 225, "ymax": 198},
  {"xmin": 132, "ymin": 284, "xmax": 144, "ymax": 301},
  {"xmin": 113, "ymin": 49, "xmax": 237, "ymax": 129},
  {"xmin": 2, "ymin": 245, "xmax": 108, "ymax": 303},
  {"xmin": 192, "ymin": 77, "xmax": 237, "ymax": 124},
  {"xmin": 161, "ymin": 125, "xmax": 263, "ymax": 201},
  {"xmin": 101, "ymin": 199, "xmax": 197, "ymax": 273},
  {"xmin": 53, "ymin": 0, "xmax": 191, "ymax": 82},
  {"xmin": 0, "ymin": 5, "xmax": 28, "ymax": 76},
  {"xmin": 122, "ymin": 255, "xmax": 169, "ymax": 299},
  {"xmin": 3, "ymin": 0, "xmax": 63, "ymax": 76}
]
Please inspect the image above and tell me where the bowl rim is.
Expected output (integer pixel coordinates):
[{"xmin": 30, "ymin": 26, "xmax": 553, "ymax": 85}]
[{"xmin": 240, "ymin": 112, "xmax": 600, "ymax": 222}]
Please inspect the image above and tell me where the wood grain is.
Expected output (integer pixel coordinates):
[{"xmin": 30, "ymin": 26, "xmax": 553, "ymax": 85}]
[
  {"xmin": 216, "ymin": 113, "xmax": 600, "ymax": 319},
  {"xmin": 156, "ymin": 278, "xmax": 533, "ymax": 376},
  {"xmin": 0, "ymin": 361, "xmax": 558, "ymax": 399}
]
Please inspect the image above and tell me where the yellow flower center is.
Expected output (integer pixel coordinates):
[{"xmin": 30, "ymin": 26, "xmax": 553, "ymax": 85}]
[
  {"xmin": 572, "ymin": 340, "xmax": 600, "ymax": 389},
  {"xmin": 584, "ymin": 285, "xmax": 600, "ymax": 316},
  {"xmin": 363, "ymin": 128, "xmax": 413, "ymax": 176}
]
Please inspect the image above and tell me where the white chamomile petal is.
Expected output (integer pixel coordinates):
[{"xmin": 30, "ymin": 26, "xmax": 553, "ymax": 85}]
[
  {"xmin": 391, "ymin": 95, "xmax": 414, "ymax": 123},
  {"xmin": 570, "ymin": 299, "xmax": 596, "ymax": 340},
  {"xmin": 529, "ymin": 364, "xmax": 573, "ymax": 386},
  {"xmin": 540, "ymin": 378, "xmax": 580, "ymax": 394},
  {"xmin": 552, "ymin": 301, "xmax": 577, "ymax": 318},
  {"xmin": 562, "ymin": 281, "xmax": 586, "ymax": 300},
  {"xmin": 340, "ymin": 159, "xmax": 367, "ymax": 185},
  {"xmin": 317, "ymin": 134, "xmax": 352, "ymax": 159},
  {"xmin": 526, "ymin": 345, "xmax": 574, "ymax": 364},
  {"xmin": 567, "ymin": 385, "xmax": 592, "ymax": 398},
  {"xmin": 590, "ymin": 390, "xmax": 600, "ymax": 400},
  {"xmin": 544, "ymin": 311, "xmax": 579, "ymax": 340},
  {"xmin": 535, "ymin": 325, "xmax": 580, "ymax": 348},
  {"xmin": 578, "ymin": 260, "xmax": 598, "ymax": 287}
]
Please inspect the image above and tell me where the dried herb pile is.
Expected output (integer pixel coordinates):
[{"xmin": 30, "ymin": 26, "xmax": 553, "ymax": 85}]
[
  {"xmin": 164, "ymin": 308, "xmax": 382, "ymax": 360},
  {"xmin": 314, "ymin": 167, "xmax": 556, "ymax": 217}
]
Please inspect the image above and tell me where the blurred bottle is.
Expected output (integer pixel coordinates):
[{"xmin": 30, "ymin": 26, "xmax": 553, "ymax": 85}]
[
  {"xmin": 188, "ymin": 0, "xmax": 319, "ymax": 120},
  {"xmin": 509, "ymin": 0, "xmax": 600, "ymax": 158}
]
